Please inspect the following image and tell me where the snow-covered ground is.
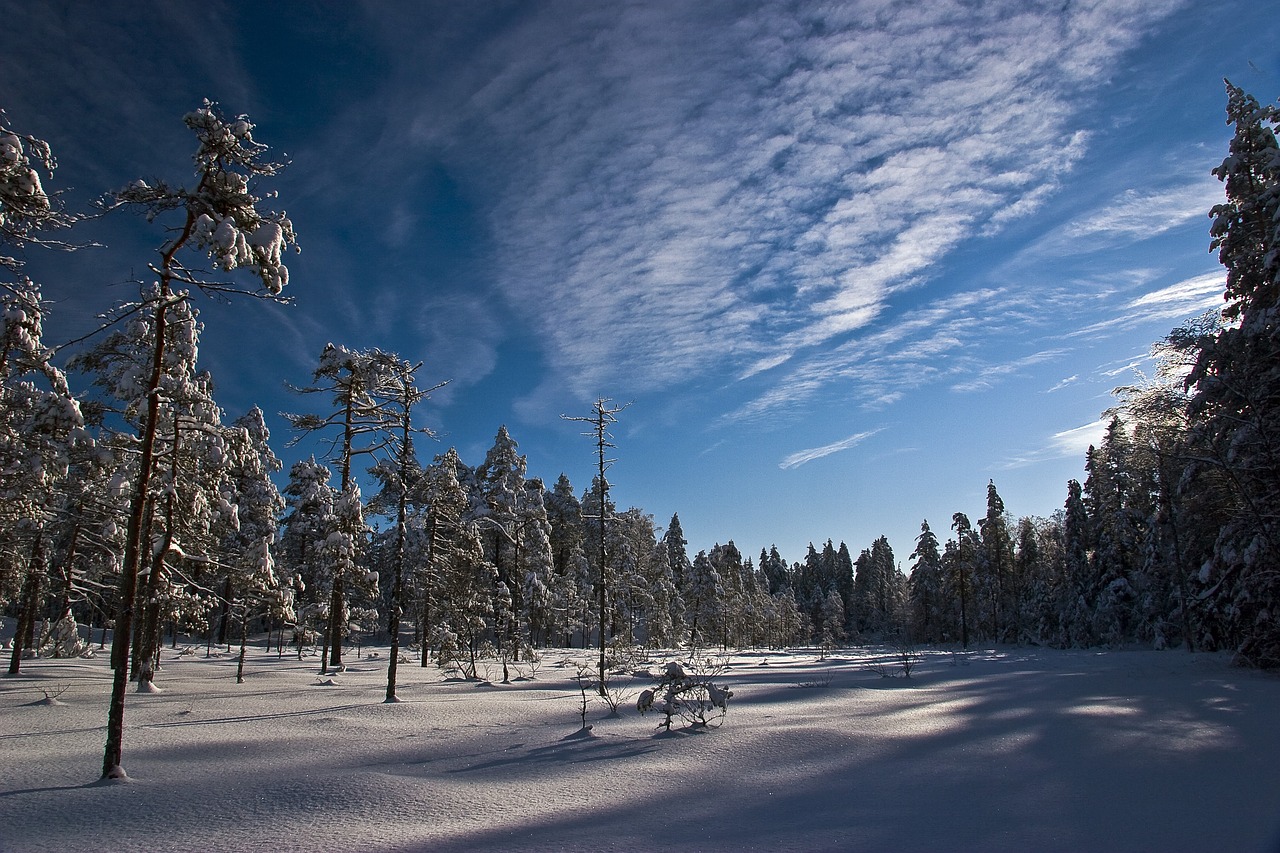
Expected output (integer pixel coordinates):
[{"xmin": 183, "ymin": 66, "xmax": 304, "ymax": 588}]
[{"xmin": 1, "ymin": 643, "xmax": 1276, "ymax": 853}]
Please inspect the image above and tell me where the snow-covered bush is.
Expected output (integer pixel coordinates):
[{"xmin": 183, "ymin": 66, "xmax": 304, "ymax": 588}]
[{"xmin": 637, "ymin": 658, "xmax": 733, "ymax": 730}]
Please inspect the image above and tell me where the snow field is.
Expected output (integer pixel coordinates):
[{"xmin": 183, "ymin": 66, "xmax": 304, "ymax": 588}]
[{"xmin": 1, "ymin": 645, "xmax": 1277, "ymax": 853}]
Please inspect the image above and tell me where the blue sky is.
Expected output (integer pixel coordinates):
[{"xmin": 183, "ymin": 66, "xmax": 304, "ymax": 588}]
[{"xmin": 3, "ymin": 1, "xmax": 1277, "ymax": 566}]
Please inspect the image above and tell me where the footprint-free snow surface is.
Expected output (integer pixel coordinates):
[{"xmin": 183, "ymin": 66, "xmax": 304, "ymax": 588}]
[{"xmin": 1, "ymin": 645, "xmax": 1277, "ymax": 852}]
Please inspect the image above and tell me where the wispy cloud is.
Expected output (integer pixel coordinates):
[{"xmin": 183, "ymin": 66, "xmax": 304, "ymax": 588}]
[
  {"xmin": 383, "ymin": 0, "xmax": 1185, "ymax": 410},
  {"xmin": 951, "ymin": 349, "xmax": 1068, "ymax": 394},
  {"xmin": 1070, "ymin": 271, "xmax": 1224, "ymax": 338},
  {"xmin": 780, "ymin": 429, "xmax": 884, "ymax": 470},
  {"xmin": 1051, "ymin": 419, "xmax": 1111, "ymax": 457},
  {"xmin": 1002, "ymin": 418, "xmax": 1110, "ymax": 468},
  {"xmin": 1063, "ymin": 180, "xmax": 1222, "ymax": 246}
]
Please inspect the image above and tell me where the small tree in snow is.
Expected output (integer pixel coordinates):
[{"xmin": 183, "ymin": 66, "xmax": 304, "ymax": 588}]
[{"xmin": 637, "ymin": 656, "xmax": 733, "ymax": 731}]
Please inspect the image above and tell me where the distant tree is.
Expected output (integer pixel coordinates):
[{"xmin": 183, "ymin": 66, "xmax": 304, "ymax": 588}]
[
  {"xmin": 364, "ymin": 354, "xmax": 443, "ymax": 701},
  {"xmin": 977, "ymin": 480, "xmax": 1014, "ymax": 641},
  {"xmin": 286, "ymin": 344, "xmax": 404, "ymax": 671},
  {"xmin": 1059, "ymin": 479, "xmax": 1094, "ymax": 647},
  {"xmin": 684, "ymin": 550, "xmax": 722, "ymax": 647},
  {"xmin": 759, "ymin": 545, "xmax": 790, "ymax": 595},
  {"xmin": 817, "ymin": 588, "xmax": 845, "ymax": 659},
  {"xmin": 908, "ymin": 520, "xmax": 945, "ymax": 642},
  {"xmin": 518, "ymin": 478, "xmax": 557, "ymax": 649},
  {"xmin": 214, "ymin": 407, "xmax": 286, "ymax": 649},
  {"xmin": 561, "ymin": 397, "xmax": 629, "ymax": 693},
  {"xmin": 546, "ymin": 474, "xmax": 584, "ymax": 574},
  {"xmin": 663, "ymin": 513, "xmax": 693, "ymax": 592},
  {"xmin": 278, "ymin": 457, "xmax": 335, "ymax": 653},
  {"xmin": 951, "ymin": 513, "xmax": 974, "ymax": 649},
  {"xmin": 1010, "ymin": 516, "xmax": 1040, "ymax": 644},
  {"xmin": 1082, "ymin": 420, "xmax": 1145, "ymax": 645}
]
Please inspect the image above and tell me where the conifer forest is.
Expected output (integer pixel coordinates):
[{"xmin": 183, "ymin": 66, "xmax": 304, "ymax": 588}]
[{"xmin": 3, "ymin": 80, "xmax": 1280, "ymax": 790}]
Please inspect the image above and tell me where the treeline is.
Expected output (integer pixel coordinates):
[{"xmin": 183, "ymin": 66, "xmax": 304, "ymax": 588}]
[{"xmin": 3, "ymin": 75, "xmax": 1279, "ymax": 722}]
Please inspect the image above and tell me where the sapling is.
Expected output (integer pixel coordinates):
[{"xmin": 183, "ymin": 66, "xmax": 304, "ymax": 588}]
[{"xmin": 637, "ymin": 657, "xmax": 733, "ymax": 730}]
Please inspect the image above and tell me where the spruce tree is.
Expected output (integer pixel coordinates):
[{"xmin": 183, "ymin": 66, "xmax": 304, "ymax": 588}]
[{"xmin": 1187, "ymin": 82, "xmax": 1280, "ymax": 666}]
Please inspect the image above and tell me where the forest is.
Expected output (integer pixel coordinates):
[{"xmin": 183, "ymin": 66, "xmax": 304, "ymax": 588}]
[{"xmin": 2, "ymin": 82, "xmax": 1279, "ymax": 781}]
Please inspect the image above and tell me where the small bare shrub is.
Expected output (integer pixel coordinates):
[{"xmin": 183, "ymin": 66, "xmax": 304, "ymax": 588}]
[{"xmin": 637, "ymin": 654, "xmax": 733, "ymax": 730}]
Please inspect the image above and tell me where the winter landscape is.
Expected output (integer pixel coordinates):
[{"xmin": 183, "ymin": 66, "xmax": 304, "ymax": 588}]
[
  {"xmin": 3, "ymin": 640, "xmax": 1278, "ymax": 853},
  {"xmin": 4, "ymin": 4, "xmax": 1280, "ymax": 852}
]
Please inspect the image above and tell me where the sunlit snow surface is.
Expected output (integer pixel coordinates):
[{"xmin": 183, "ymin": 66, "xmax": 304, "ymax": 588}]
[{"xmin": 2, "ymin": 646, "xmax": 1277, "ymax": 853}]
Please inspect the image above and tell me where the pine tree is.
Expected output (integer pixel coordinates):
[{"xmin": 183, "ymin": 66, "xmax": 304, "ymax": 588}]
[
  {"xmin": 1083, "ymin": 419, "xmax": 1145, "ymax": 645},
  {"xmin": 561, "ymin": 398, "xmax": 629, "ymax": 691},
  {"xmin": 90, "ymin": 101, "xmax": 296, "ymax": 780},
  {"xmin": 1059, "ymin": 479, "xmax": 1094, "ymax": 647},
  {"xmin": 685, "ymin": 550, "xmax": 723, "ymax": 647},
  {"xmin": 285, "ymin": 344, "xmax": 404, "ymax": 671},
  {"xmin": 908, "ymin": 520, "xmax": 945, "ymax": 642},
  {"xmin": 1, "ymin": 114, "xmax": 86, "ymax": 674},
  {"xmin": 977, "ymin": 481, "xmax": 1014, "ymax": 641},
  {"xmin": 1, "ymin": 283, "xmax": 88, "ymax": 674},
  {"xmin": 951, "ymin": 513, "xmax": 974, "ymax": 648},
  {"xmin": 278, "ymin": 457, "xmax": 335, "ymax": 654},
  {"xmin": 1186, "ymin": 82, "xmax": 1280, "ymax": 667},
  {"xmin": 663, "ymin": 513, "xmax": 693, "ymax": 592}
]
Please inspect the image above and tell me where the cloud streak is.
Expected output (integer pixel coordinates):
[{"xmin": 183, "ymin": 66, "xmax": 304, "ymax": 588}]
[
  {"xmin": 388, "ymin": 0, "xmax": 1184, "ymax": 410},
  {"xmin": 1002, "ymin": 418, "xmax": 1111, "ymax": 468},
  {"xmin": 780, "ymin": 429, "xmax": 884, "ymax": 470}
]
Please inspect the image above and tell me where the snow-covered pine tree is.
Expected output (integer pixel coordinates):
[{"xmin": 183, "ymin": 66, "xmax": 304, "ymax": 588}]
[
  {"xmin": 278, "ymin": 457, "xmax": 335, "ymax": 655},
  {"xmin": 977, "ymin": 481, "xmax": 1014, "ymax": 642},
  {"xmin": 94, "ymin": 100, "xmax": 296, "ymax": 780},
  {"xmin": 473, "ymin": 426, "xmax": 529, "ymax": 664},
  {"xmin": 519, "ymin": 479, "xmax": 557, "ymax": 649},
  {"xmin": 1, "ymin": 282, "xmax": 88, "ymax": 674},
  {"xmin": 709, "ymin": 541, "xmax": 747, "ymax": 648},
  {"xmin": 285, "ymin": 344, "xmax": 404, "ymax": 670},
  {"xmin": 908, "ymin": 520, "xmax": 945, "ymax": 643},
  {"xmin": 950, "ymin": 513, "xmax": 975, "ymax": 649},
  {"xmin": 1186, "ymin": 82, "xmax": 1280, "ymax": 667},
  {"xmin": 1, "ymin": 113, "xmax": 87, "ymax": 674},
  {"xmin": 1083, "ymin": 419, "xmax": 1146, "ymax": 646},
  {"xmin": 684, "ymin": 549, "xmax": 722, "ymax": 648},
  {"xmin": 362, "ymin": 353, "xmax": 442, "ymax": 700},
  {"xmin": 214, "ymin": 407, "xmax": 286, "ymax": 651},
  {"xmin": 1058, "ymin": 479, "xmax": 1094, "ymax": 647},
  {"xmin": 562, "ymin": 398, "xmax": 630, "ymax": 692},
  {"xmin": 663, "ymin": 513, "xmax": 693, "ymax": 595},
  {"xmin": 818, "ymin": 588, "xmax": 846, "ymax": 659}
]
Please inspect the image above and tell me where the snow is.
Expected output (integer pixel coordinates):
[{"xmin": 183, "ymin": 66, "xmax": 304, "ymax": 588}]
[{"xmin": 1, "ymin": 644, "xmax": 1278, "ymax": 853}]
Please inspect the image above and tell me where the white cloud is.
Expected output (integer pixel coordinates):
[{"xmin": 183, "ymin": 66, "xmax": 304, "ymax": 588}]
[
  {"xmin": 1071, "ymin": 271, "xmax": 1225, "ymax": 339},
  {"xmin": 1002, "ymin": 418, "xmax": 1110, "ymax": 468},
  {"xmin": 951, "ymin": 349, "xmax": 1068, "ymax": 394},
  {"xmin": 391, "ymin": 0, "xmax": 1185, "ymax": 408},
  {"xmin": 1051, "ymin": 419, "xmax": 1110, "ymax": 457},
  {"xmin": 1065, "ymin": 180, "xmax": 1223, "ymax": 245},
  {"xmin": 780, "ymin": 429, "xmax": 884, "ymax": 470}
]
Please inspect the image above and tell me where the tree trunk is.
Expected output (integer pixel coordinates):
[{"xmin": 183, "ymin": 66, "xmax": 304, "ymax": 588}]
[
  {"xmin": 327, "ymin": 575, "xmax": 345, "ymax": 670},
  {"xmin": 216, "ymin": 576, "xmax": 233, "ymax": 646},
  {"xmin": 7, "ymin": 535, "xmax": 46, "ymax": 675},
  {"xmin": 103, "ymin": 262, "xmax": 181, "ymax": 780},
  {"xmin": 236, "ymin": 610, "xmax": 248, "ymax": 684}
]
